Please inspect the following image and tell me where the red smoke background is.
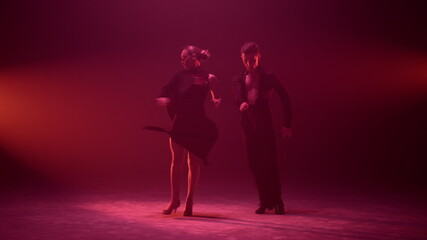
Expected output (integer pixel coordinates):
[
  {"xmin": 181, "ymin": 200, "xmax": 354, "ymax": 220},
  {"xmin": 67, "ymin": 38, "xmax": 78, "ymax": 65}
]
[{"xmin": 1, "ymin": 0, "xmax": 426, "ymax": 192}]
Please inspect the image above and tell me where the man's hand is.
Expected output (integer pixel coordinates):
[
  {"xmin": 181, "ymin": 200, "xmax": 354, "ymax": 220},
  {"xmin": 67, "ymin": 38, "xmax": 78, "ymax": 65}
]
[
  {"xmin": 281, "ymin": 127, "xmax": 292, "ymax": 138},
  {"xmin": 239, "ymin": 102, "xmax": 249, "ymax": 112},
  {"xmin": 156, "ymin": 97, "xmax": 170, "ymax": 107}
]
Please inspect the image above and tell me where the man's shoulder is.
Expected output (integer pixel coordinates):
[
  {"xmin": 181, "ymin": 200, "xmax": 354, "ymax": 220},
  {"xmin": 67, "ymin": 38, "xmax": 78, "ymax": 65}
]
[
  {"xmin": 233, "ymin": 71, "xmax": 246, "ymax": 82},
  {"xmin": 258, "ymin": 69, "xmax": 278, "ymax": 83}
]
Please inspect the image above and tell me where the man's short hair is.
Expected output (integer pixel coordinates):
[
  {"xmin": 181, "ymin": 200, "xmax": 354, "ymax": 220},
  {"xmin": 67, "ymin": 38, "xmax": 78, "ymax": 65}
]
[{"xmin": 240, "ymin": 42, "xmax": 260, "ymax": 55}]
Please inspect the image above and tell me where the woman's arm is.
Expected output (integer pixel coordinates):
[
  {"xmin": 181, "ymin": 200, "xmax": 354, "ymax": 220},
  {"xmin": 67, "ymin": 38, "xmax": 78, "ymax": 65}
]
[
  {"xmin": 208, "ymin": 74, "xmax": 222, "ymax": 107},
  {"xmin": 157, "ymin": 73, "xmax": 180, "ymax": 106}
]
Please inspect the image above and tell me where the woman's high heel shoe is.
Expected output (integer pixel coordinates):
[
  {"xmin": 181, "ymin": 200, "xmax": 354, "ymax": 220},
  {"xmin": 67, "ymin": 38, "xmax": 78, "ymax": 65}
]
[
  {"xmin": 162, "ymin": 200, "xmax": 180, "ymax": 215},
  {"xmin": 183, "ymin": 199, "xmax": 193, "ymax": 216}
]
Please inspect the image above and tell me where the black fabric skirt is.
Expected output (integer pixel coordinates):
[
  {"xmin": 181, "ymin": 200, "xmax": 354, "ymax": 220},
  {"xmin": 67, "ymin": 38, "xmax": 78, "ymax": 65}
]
[{"xmin": 170, "ymin": 113, "xmax": 218, "ymax": 161}]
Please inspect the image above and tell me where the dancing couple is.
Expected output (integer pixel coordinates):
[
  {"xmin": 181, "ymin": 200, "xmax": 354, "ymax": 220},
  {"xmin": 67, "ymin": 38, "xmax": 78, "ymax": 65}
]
[{"xmin": 154, "ymin": 42, "xmax": 292, "ymax": 216}]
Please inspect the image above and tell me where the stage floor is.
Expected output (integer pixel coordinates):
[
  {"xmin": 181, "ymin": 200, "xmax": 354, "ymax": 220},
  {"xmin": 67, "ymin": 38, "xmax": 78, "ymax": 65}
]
[{"xmin": 1, "ymin": 181, "xmax": 426, "ymax": 240}]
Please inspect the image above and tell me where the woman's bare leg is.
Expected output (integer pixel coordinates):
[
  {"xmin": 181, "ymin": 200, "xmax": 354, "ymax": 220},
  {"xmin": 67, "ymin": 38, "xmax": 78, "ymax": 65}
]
[
  {"xmin": 186, "ymin": 152, "xmax": 202, "ymax": 203},
  {"xmin": 169, "ymin": 138, "xmax": 186, "ymax": 201},
  {"xmin": 183, "ymin": 152, "xmax": 202, "ymax": 216},
  {"xmin": 163, "ymin": 138, "xmax": 186, "ymax": 214}
]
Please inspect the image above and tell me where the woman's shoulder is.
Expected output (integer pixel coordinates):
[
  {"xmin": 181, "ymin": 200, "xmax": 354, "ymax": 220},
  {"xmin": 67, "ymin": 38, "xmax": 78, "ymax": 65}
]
[
  {"xmin": 169, "ymin": 70, "xmax": 189, "ymax": 82},
  {"xmin": 208, "ymin": 73, "xmax": 218, "ymax": 81},
  {"xmin": 174, "ymin": 70, "xmax": 188, "ymax": 77}
]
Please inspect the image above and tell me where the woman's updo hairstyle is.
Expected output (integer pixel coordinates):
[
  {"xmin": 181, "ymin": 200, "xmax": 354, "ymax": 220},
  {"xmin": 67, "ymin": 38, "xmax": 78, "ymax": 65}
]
[{"xmin": 183, "ymin": 45, "xmax": 211, "ymax": 62}]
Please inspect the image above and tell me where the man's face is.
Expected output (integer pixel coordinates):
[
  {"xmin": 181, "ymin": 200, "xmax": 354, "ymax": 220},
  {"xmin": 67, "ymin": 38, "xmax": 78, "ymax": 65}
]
[{"xmin": 241, "ymin": 52, "xmax": 260, "ymax": 71}]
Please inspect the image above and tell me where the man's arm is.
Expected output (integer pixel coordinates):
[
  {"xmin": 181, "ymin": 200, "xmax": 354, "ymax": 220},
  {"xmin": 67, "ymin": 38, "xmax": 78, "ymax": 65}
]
[
  {"xmin": 232, "ymin": 74, "xmax": 249, "ymax": 112},
  {"xmin": 271, "ymin": 74, "xmax": 292, "ymax": 137}
]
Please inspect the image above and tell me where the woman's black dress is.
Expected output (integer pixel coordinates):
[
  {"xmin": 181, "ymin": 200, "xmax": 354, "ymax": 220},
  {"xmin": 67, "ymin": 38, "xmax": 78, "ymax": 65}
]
[{"xmin": 159, "ymin": 68, "xmax": 218, "ymax": 161}]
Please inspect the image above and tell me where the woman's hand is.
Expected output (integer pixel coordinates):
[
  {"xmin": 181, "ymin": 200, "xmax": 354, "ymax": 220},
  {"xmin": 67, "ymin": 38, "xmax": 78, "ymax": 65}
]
[
  {"xmin": 212, "ymin": 98, "xmax": 222, "ymax": 108},
  {"xmin": 156, "ymin": 97, "xmax": 170, "ymax": 107},
  {"xmin": 208, "ymin": 74, "xmax": 221, "ymax": 109},
  {"xmin": 239, "ymin": 102, "xmax": 249, "ymax": 112}
]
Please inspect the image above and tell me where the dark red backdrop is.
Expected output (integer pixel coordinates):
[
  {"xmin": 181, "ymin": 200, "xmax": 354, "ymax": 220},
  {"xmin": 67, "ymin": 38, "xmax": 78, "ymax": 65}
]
[{"xmin": 1, "ymin": 0, "xmax": 426, "ymax": 191}]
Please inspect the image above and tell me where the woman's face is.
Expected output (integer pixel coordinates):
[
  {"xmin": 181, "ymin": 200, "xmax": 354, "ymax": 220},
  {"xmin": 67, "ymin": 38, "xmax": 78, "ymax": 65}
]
[{"xmin": 181, "ymin": 50, "xmax": 200, "ymax": 70}]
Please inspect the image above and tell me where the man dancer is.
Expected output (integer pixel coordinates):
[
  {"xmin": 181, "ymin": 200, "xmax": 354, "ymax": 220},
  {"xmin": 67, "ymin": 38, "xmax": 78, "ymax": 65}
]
[{"xmin": 233, "ymin": 42, "xmax": 292, "ymax": 214}]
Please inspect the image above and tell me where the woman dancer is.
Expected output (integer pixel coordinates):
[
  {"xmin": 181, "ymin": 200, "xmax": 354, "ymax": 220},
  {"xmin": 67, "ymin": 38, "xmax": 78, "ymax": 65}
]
[{"xmin": 156, "ymin": 46, "xmax": 221, "ymax": 216}]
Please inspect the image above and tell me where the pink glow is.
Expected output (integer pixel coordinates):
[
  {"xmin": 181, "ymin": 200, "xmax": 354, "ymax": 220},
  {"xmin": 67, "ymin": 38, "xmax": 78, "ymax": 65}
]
[{"xmin": 1, "ymin": 0, "xmax": 426, "ymax": 191}]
